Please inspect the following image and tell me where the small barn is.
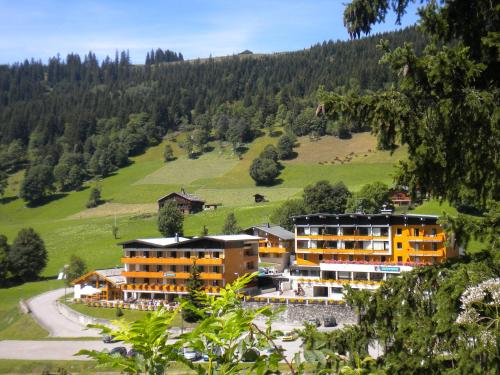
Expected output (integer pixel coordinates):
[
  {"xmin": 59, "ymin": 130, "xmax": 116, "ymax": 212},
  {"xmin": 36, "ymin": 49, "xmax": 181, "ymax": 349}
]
[
  {"xmin": 253, "ymin": 194, "xmax": 266, "ymax": 203},
  {"xmin": 157, "ymin": 189, "xmax": 205, "ymax": 214}
]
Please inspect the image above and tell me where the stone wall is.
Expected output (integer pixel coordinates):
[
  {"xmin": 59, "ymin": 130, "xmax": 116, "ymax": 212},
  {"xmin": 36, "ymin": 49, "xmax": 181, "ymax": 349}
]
[
  {"xmin": 56, "ymin": 301, "xmax": 113, "ymax": 328},
  {"xmin": 243, "ymin": 302, "xmax": 357, "ymax": 325}
]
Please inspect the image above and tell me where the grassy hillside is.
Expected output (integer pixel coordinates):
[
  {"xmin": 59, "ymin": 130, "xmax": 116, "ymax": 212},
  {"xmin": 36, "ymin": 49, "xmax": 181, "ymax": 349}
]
[{"xmin": 0, "ymin": 130, "xmax": 408, "ymax": 338}]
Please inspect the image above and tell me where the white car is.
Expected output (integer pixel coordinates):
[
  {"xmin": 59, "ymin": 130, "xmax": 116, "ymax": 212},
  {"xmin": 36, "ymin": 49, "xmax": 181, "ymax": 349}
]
[{"xmin": 183, "ymin": 348, "xmax": 201, "ymax": 361}]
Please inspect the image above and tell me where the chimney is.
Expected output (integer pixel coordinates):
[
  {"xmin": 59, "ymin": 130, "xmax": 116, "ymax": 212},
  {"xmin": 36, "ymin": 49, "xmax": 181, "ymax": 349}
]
[{"xmin": 175, "ymin": 233, "xmax": 179, "ymax": 243}]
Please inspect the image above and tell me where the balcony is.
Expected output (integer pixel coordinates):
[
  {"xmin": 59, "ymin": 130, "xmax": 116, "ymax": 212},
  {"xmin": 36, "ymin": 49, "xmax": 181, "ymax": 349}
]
[
  {"xmin": 407, "ymin": 249, "xmax": 444, "ymax": 257},
  {"xmin": 295, "ymin": 248, "xmax": 390, "ymax": 255},
  {"xmin": 295, "ymin": 258, "xmax": 320, "ymax": 266},
  {"xmin": 121, "ymin": 257, "xmax": 223, "ymax": 266},
  {"xmin": 122, "ymin": 271, "xmax": 223, "ymax": 280},
  {"xmin": 121, "ymin": 284, "xmax": 221, "ymax": 293},
  {"xmin": 296, "ymin": 234, "xmax": 389, "ymax": 241},
  {"xmin": 259, "ymin": 247, "xmax": 287, "ymax": 254},
  {"xmin": 407, "ymin": 233, "xmax": 445, "ymax": 243}
]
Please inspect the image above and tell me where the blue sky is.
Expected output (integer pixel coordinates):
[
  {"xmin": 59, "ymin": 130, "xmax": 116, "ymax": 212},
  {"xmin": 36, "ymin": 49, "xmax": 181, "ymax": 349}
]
[{"xmin": 0, "ymin": 0, "xmax": 421, "ymax": 64}]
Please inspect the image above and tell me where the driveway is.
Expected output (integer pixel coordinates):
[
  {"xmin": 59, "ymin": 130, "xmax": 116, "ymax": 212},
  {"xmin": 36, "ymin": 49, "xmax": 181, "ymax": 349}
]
[
  {"xmin": 0, "ymin": 340, "xmax": 124, "ymax": 360},
  {"xmin": 27, "ymin": 288, "xmax": 100, "ymax": 337}
]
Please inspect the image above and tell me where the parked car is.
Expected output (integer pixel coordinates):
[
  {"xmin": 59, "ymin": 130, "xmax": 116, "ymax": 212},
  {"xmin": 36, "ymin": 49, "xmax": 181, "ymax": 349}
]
[
  {"xmin": 127, "ymin": 348, "xmax": 141, "ymax": 358},
  {"xmin": 183, "ymin": 347, "xmax": 201, "ymax": 361},
  {"xmin": 305, "ymin": 318, "xmax": 321, "ymax": 327},
  {"xmin": 102, "ymin": 334, "xmax": 120, "ymax": 343},
  {"xmin": 282, "ymin": 331, "xmax": 298, "ymax": 342},
  {"xmin": 323, "ymin": 317, "xmax": 338, "ymax": 327},
  {"xmin": 109, "ymin": 346, "xmax": 127, "ymax": 357}
]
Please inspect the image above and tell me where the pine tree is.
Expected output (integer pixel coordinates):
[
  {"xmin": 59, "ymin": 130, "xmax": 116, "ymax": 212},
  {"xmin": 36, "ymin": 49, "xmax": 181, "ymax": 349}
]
[
  {"xmin": 222, "ymin": 212, "xmax": 242, "ymax": 234},
  {"xmin": 86, "ymin": 186, "xmax": 102, "ymax": 208},
  {"xmin": 65, "ymin": 255, "xmax": 87, "ymax": 286},
  {"xmin": 182, "ymin": 259, "xmax": 205, "ymax": 323},
  {"xmin": 0, "ymin": 235, "xmax": 10, "ymax": 285}
]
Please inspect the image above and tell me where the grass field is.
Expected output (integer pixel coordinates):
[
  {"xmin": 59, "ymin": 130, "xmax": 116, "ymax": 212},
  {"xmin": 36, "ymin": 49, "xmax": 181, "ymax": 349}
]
[{"xmin": 0, "ymin": 130, "xmax": 418, "ymax": 337}]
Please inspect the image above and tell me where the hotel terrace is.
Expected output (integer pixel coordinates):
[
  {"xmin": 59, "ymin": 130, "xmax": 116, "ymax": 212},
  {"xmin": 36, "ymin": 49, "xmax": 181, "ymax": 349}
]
[{"xmin": 289, "ymin": 213, "xmax": 459, "ymax": 299}]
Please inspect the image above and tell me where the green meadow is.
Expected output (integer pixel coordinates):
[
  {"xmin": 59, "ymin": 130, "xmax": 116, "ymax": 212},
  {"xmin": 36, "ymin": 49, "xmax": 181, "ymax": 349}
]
[{"xmin": 2, "ymin": 130, "xmax": 455, "ymax": 339}]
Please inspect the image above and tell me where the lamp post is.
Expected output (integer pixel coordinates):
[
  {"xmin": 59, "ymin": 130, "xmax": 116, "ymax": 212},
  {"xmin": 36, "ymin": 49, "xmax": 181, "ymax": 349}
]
[{"xmin": 63, "ymin": 264, "xmax": 69, "ymax": 302}]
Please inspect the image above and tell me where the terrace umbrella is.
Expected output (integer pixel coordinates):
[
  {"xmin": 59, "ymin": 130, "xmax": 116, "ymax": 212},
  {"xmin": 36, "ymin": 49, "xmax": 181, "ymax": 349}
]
[{"xmin": 79, "ymin": 285, "xmax": 101, "ymax": 295}]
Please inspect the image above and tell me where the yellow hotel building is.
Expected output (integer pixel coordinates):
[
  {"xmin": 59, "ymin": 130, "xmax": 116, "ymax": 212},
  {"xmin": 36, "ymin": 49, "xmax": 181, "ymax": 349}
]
[
  {"xmin": 290, "ymin": 213, "xmax": 459, "ymax": 299},
  {"xmin": 118, "ymin": 234, "xmax": 260, "ymax": 300}
]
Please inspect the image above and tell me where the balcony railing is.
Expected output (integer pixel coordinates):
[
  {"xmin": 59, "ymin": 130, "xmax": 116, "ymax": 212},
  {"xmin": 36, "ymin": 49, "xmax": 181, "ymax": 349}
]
[
  {"xmin": 407, "ymin": 233, "xmax": 445, "ymax": 242},
  {"xmin": 295, "ymin": 248, "xmax": 390, "ymax": 255},
  {"xmin": 407, "ymin": 249, "xmax": 444, "ymax": 257},
  {"xmin": 121, "ymin": 257, "xmax": 223, "ymax": 266},
  {"xmin": 121, "ymin": 284, "xmax": 221, "ymax": 293},
  {"xmin": 296, "ymin": 234, "xmax": 389, "ymax": 241},
  {"xmin": 122, "ymin": 271, "xmax": 223, "ymax": 280},
  {"xmin": 259, "ymin": 247, "xmax": 287, "ymax": 254}
]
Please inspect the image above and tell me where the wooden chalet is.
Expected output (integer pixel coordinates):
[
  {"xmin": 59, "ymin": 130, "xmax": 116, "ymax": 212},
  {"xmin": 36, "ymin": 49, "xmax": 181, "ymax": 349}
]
[
  {"xmin": 71, "ymin": 268, "xmax": 125, "ymax": 301},
  {"xmin": 389, "ymin": 190, "xmax": 412, "ymax": 207},
  {"xmin": 157, "ymin": 189, "xmax": 205, "ymax": 214}
]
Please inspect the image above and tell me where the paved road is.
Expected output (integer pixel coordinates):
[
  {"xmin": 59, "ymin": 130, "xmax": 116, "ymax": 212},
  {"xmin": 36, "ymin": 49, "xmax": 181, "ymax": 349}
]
[
  {"xmin": 27, "ymin": 288, "xmax": 100, "ymax": 337},
  {"xmin": 0, "ymin": 340, "xmax": 125, "ymax": 360}
]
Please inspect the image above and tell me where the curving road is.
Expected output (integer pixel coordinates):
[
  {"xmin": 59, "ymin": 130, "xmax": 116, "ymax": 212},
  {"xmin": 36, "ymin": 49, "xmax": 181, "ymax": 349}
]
[{"xmin": 27, "ymin": 288, "xmax": 100, "ymax": 337}]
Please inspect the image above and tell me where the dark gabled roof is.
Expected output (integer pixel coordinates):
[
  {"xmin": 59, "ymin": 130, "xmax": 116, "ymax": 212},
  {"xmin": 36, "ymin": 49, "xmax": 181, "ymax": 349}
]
[
  {"xmin": 157, "ymin": 191, "xmax": 205, "ymax": 203},
  {"xmin": 246, "ymin": 225, "xmax": 294, "ymax": 240},
  {"xmin": 291, "ymin": 213, "xmax": 438, "ymax": 219},
  {"xmin": 292, "ymin": 212, "xmax": 439, "ymax": 226},
  {"xmin": 118, "ymin": 235, "xmax": 261, "ymax": 248}
]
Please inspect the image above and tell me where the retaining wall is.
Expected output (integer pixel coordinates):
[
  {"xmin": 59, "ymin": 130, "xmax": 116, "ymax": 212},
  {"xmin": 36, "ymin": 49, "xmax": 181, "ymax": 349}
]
[{"xmin": 55, "ymin": 301, "xmax": 113, "ymax": 329}]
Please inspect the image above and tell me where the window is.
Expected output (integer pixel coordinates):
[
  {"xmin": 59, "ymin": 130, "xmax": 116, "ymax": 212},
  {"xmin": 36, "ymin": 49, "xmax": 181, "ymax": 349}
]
[
  {"xmin": 397, "ymin": 256, "xmax": 403, "ymax": 262},
  {"xmin": 129, "ymin": 251, "xmax": 135, "ymax": 257},
  {"xmin": 414, "ymin": 228, "xmax": 420, "ymax": 236},
  {"xmin": 156, "ymin": 265, "xmax": 162, "ymax": 272},
  {"xmin": 213, "ymin": 266, "xmax": 219, "ymax": 273},
  {"xmin": 199, "ymin": 252, "xmax": 205, "ymax": 258},
  {"xmin": 170, "ymin": 265, "xmax": 176, "ymax": 271},
  {"xmin": 396, "ymin": 228, "xmax": 402, "ymax": 235},
  {"xmin": 381, "ymin": 256, "xmax": 386, "ymax": 262},
  {"xmin": 184, "ymin": 266, "xmax": 189, "ymax": 272},
  {"xmin": 185, "ymin": 251, "xmax": 191, "ymax": 258},
  {"xmin": 318, "ymin": 254, "xmax": 323, "ymax": 261},
  {"xmin": 431, "ymin": 228, "xmax": 437, "ymax": 236},
  {"xmin": 171, "ymin": 251, "xmax": 177, "ymax": 258},
  {"xmin": 397, "ymin": 242, "xmax": 402, "ymax": 249},
  {"xmin": 348, "ymin": 255, "xmax": 354, "ymax": 261},
  {"xmin": 432, "ymin": 243, "xmax": 438, "ymax": 251},
  {"xmin": 213, "ymin": 252, "xmax": 219, "ymax": 258},
  {"xmin": 247, "ymin": 261, "xmax": 255, "ymax": 269}
]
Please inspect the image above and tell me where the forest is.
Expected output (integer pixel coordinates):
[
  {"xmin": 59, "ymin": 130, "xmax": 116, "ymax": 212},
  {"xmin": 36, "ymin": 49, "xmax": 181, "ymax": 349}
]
[{"xmin": 0, "ymin": 28, "xmax": 426, "ymax": 204}]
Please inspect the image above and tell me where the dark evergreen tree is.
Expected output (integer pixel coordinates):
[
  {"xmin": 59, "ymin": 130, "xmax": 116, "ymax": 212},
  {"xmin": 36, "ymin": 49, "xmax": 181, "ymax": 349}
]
[
  {"xmin": 19, "ymin": 164, "xmax": 54, "ymax": 204},
  {"xmin": 249, "ymin": 157, "xmax": 280, "ymax": 186},
  {"xmin": 303, "ymin": 180, "xmax": 351, "ymax": 213},
  {"xmin": 222, "ymin": 212, "xmax": 242, "ymax": 235},
  {"xmin": 157, "ymin": 200, "xmax": 184, "ymax": 237},
  {"xmin": 182, "ymin": 259, "xmax": 205, "ymax": 323},
  {"xmin": 9, "ymin": 228, "xmax": 47, "ymax": 281},
  {"xmin": 86, "ymin": 186, "xmax": 102, "ymax": 208},
  {"xmin": 270, "ymin": 199, "xmax": 307, "ymax": 231},
  {"xmin": 0, "ymin": 235, "xmax": 10, "ymax": 284},
  {"xmin": 0, "ymin": 171, "xmax": 7, "ymax": 197},
  {"xmin": 65, "ymin": 255, "xmax": 87, "ymax": 285},
  {"xmin": 276, "ymin": 134, "xmax": 296, "ymax": 160}
]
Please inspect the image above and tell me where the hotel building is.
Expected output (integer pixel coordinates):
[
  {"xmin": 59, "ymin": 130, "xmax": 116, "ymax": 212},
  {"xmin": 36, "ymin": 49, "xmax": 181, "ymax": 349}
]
[
  {"xmin": 290, "ymin": 213, "xmax": 459, "ymax": 299},
  {"xmin": 118, "ymin": 234, "xmax": 260, "ymax": 300},
  {"xmin": 244, "ymin": 224, "xmax": 295, "ymax": 272}
]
